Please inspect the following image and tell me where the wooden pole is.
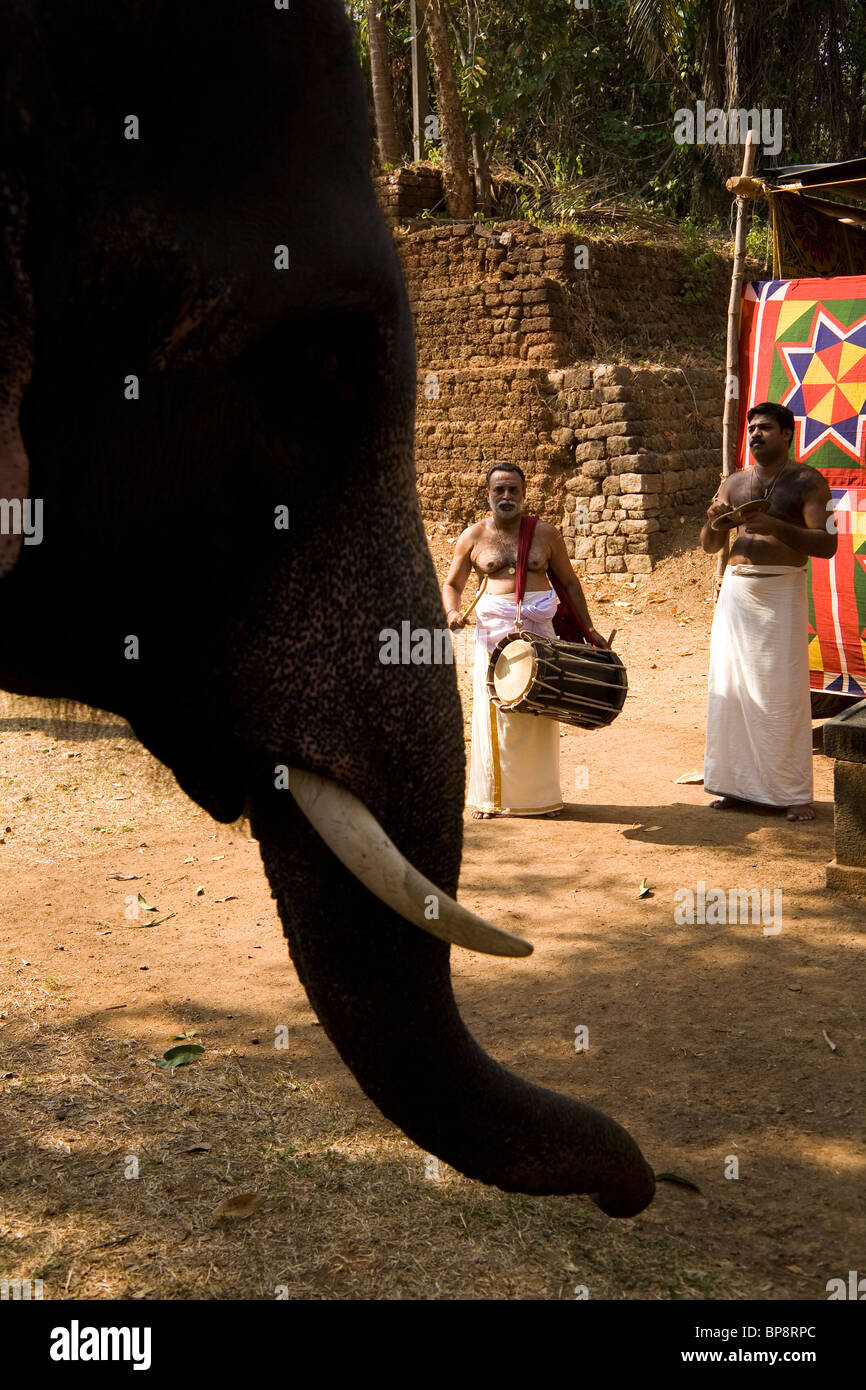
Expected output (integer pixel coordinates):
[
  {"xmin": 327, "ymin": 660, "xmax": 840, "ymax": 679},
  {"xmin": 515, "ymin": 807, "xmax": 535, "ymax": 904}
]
[
  {"xmin": 716, "ymin": 129, "xmax": 758, "ymax": 595},
  {"xmin": 410, "ymin": 0, "xmax": 429, "ymax": 163}
]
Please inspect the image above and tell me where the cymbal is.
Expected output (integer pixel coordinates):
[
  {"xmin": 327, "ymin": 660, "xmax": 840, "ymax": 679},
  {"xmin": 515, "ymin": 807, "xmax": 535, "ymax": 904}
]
[{"xmin": 710, "ymin": 497, "xmax": 770, "ymax": 532}]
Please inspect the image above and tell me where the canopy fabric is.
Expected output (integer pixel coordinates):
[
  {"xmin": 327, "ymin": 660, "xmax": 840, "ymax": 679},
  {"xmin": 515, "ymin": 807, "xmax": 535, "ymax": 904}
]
[
  {"xmin": 745, "ymin": 159, "xmax": 866, "ymax": 278},
  {"xmin": 770, "ymin": 191, "xmax": 866, "ymax": 278}
]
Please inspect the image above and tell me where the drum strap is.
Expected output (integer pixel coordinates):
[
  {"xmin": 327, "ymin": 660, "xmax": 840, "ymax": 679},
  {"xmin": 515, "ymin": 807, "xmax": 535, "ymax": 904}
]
[
  {"xmin": 517, "ymin": 514, "xmax": 596, "ymax": 646},
  {"xmin": 515, "ymin": 515, "xmax": 537, "ymax": 631},
  {"xmin": 515, "ymin": 515, "xmax": 538, "ymax": 606}
]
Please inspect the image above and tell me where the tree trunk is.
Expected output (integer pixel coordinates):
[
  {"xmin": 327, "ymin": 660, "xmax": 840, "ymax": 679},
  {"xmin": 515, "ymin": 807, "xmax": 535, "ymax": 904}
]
[
  {"xmin": 420, "ymin": 0, "xmax": 474, "ymax": 218},
  {"xmin": 366, "ymin": 2, "xmax": 401, "ymax": 168}
]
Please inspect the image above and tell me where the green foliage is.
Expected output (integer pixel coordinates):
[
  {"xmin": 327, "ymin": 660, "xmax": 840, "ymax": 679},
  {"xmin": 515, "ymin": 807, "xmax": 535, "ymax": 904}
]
[
  {"xmin": 679, "ymin": 218, "xmax": 717, "ymax": 306},
  {"xmin": 351, "ymin": 0, "xmax": 866, "ymax": 231},
  {"xmin": 744, "ymin": 213, "xmax": 772, "ymax": 269}
]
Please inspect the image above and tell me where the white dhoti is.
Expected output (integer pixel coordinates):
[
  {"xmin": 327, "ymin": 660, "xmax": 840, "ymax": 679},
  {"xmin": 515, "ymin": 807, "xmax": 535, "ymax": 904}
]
[
  {"xmin": 705, "ymin": 564, "xmax": 813, "ymax": 808},
  {"xmin": 467, "ymin": 588, "xmax": 562, "ymax": 815}
]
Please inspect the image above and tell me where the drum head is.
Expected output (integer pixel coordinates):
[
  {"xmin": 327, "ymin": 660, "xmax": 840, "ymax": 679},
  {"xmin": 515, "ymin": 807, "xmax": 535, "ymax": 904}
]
[{"xmin": 492, "ymin": 638, "xmax": 536, "ymax": 704}]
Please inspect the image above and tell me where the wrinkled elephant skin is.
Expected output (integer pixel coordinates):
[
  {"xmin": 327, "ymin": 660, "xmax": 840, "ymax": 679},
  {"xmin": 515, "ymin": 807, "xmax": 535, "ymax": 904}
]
[{"xmin": 0, "ymin": 0, "xmax": 654, "ymax": 1216}]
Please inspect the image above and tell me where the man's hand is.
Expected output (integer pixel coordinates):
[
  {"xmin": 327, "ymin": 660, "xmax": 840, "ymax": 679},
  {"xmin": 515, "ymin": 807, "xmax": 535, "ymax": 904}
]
[
  {"xmin": 706, "ymin": 497, "xmax": 730, "ymax": 526},
  {"xmin": 742, "ymin": 510, "xmax": 783, "ymax": 538},
  {"xmin": 588, "ymin": 628, "xmax": 609, "ymax": 649},
  {"xmin": 446, "ymin": 610, "xmax": 466, "ymax": 631}
]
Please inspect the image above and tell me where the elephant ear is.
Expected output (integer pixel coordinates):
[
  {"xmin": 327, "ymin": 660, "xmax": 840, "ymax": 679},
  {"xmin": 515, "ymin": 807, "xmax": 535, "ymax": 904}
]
[{"xmin": 0, "ymin": 50, "xmax": 35, "ymax": 579}]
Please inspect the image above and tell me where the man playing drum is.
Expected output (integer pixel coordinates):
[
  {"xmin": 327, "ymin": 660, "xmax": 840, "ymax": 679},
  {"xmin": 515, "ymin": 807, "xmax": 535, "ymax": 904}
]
[
  {"xmin": 443, "ymin": 463, "xmax": 607, "ymax": 820},
  {"xmin": 700, "ymin": 401, "xmax": 837, "ymax": 821}
]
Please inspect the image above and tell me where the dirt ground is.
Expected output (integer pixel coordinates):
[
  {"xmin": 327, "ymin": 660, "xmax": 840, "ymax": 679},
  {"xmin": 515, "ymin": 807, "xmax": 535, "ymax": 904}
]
[{"xmin": 1, "ymin": 518, "xmax": 863, "ymax": 1301}]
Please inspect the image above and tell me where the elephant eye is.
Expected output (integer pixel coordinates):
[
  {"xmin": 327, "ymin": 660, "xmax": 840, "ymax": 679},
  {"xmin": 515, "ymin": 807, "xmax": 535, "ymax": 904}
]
[
  {"xmin": 306, "ymin": 346, "xmax": 350, "ymax": 400},
  {"xmin": 311, "ymin": 349, "xmax": 338, "ymax": 375}
]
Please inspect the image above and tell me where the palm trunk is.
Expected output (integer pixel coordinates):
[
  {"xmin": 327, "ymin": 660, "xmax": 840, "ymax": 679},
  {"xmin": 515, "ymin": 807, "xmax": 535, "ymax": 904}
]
[
  {"xmin": 420, "ymin": 0, "xmax": 474, "ymax": 218},
  {"xmin": 367, "ymin": 2, "xmax": 401, "ymax": 167}
]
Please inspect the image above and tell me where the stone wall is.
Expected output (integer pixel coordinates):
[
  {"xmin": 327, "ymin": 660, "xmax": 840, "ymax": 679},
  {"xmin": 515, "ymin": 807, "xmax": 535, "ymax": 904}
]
[
  {"xmin": 559, "ymin": 363, "xmax": 722, "ymax": 574},
  {"xmin": 385, "ymin": 202, "xmax": 732, "ymax": 571},
  {"xmin": 375, "ymin": 166, "xmax": 444, "ymax": 224}
]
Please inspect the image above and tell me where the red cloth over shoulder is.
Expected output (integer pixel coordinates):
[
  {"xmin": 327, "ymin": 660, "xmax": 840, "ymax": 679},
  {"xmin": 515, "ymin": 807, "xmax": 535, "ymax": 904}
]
[{"xmin": 516, "ymin": 514, "xmax": 594, "ymax": 645}]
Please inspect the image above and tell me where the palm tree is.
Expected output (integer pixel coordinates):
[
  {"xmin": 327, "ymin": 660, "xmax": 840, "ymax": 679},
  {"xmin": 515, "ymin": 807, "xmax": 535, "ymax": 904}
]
[
  {"xmin": 625, "ymin": 1, "xmax": 745, "ymax": 177},
  {"xmin": 625, "ymin": 0, "xmax": 857, "ymax": 173},
  {"xmin": 367, "ymin": 2, "xmax": 401, "ymax": 167},
  {"xmin": 420, "ymin": 0, "xmax": 475, "ymax": 217}
]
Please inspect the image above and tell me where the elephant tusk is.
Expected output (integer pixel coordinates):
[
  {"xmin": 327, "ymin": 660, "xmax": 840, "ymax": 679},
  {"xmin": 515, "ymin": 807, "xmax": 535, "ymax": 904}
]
[{"xmin": 287, "ymin": 767, "xmax": 532, "ymax": 958}]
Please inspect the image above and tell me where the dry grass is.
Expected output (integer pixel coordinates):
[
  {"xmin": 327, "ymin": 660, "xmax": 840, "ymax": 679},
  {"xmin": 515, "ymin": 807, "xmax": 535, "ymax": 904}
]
[{"xmin": 0, "ymin": 982, "xmax": 734, "ymax": 1301}]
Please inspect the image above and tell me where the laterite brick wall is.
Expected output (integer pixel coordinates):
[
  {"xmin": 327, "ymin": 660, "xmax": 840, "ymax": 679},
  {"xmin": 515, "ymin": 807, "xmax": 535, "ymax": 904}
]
[{"xmin": 379, "ymin": 179, "xmax": 734, "ymax": 571}]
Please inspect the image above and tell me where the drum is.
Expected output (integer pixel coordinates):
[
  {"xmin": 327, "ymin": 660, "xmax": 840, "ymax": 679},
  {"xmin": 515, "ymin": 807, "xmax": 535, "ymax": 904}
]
[{"xmin": 486, "ymin": 631, "xmax": 628, "ymax": 729}]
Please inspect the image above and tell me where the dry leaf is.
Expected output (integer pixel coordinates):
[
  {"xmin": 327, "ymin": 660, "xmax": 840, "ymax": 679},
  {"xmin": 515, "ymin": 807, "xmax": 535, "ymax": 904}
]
[
  {"xmin": 676, "ymin": 771, "xmax": 704, "ymax": 785},
  {"xmin": 787, "ymin": 1264, "xmax": 804, "ymax": 1275},
  {"xmin": 821, "ymin": 1028, "xmax": 837, "ymax": 1052},
  {"xmin": 184, "ymin": 1142, "xmax": 212, "ymax": 1153},
  {"xmin": 214, "ymin": 1193, "xmax": 263, "ymax": 1220}
]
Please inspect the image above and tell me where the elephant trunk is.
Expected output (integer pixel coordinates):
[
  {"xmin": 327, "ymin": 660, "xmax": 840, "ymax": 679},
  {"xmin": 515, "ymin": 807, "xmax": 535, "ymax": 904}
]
[{"xmin": 250, "ymin": 793, "xmax": 655, "ymax": 1217}]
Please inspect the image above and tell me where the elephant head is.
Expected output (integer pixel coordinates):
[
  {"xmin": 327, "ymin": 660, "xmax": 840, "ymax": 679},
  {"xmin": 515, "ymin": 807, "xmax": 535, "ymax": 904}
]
[{"xmin": 0, "ymin": 0, "xmax": 654, "ymax": 1217}]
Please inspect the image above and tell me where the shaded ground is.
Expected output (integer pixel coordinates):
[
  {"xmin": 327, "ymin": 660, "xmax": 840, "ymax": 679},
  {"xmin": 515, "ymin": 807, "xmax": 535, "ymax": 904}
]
[{"xmin": 1, "ymin": 521, "xmax": 863, "ymax": 1300}]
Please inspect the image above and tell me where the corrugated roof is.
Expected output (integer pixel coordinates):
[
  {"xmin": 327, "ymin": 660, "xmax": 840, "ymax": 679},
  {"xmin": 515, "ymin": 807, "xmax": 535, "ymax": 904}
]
[{"xmin": 763, "ymin": 157, "xmax": 866, "ymax": 203}]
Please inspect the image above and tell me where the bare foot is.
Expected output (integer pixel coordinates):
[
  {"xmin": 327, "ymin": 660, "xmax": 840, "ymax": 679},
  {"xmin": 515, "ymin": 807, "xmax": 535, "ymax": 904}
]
[
  {"xmin": 786, "ymin": 803, "xmax": 815, "ymax": 821},
  {"xmin": 470, "ymin": 809, "xmax": 493, "ymax": 820},
  {"xmin": 709, "ymin": 796, "xmax": 747, "ymax": 811}
]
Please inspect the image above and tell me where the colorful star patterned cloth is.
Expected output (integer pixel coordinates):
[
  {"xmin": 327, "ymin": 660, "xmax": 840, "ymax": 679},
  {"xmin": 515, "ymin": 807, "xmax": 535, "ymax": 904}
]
[{"xmin": 738, "ymin": 277, "xmax": 866, "ymax": 697}]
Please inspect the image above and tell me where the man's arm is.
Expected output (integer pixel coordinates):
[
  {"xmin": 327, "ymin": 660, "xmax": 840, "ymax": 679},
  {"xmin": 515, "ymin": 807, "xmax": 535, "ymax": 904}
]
[
  {"xmin": 442, "ymin": 528, "xmax": 476, "ymax": 629},
  {"xmin": 545, "ymin": 524, "xmax": 608, "ymax": 647},
  {"xmin": 741, "ymin": 477, "xmax": 838, "ymax": 558},
  {"xmin": 700, "ymin": 479, "xmax": 736, "ymax": 553}
]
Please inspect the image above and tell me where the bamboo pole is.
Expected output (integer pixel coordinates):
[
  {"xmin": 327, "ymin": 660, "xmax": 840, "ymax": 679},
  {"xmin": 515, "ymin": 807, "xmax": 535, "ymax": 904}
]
[
  {"xmin": 410, "ymin": 0, "xmax": 429, "ymax": 164},
  {"xmin": 716, "ymin": 129, "xmax": 758, "ymax": 595}
]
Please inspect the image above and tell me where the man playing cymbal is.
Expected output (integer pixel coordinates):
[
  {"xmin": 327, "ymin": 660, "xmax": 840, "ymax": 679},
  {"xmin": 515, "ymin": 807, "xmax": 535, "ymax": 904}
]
[
  {"xmin": 700, "ymin": 401, "xmax": 837, "ymax": 821},
  {"xmin": 442, "ymin": 462, "xmax": 606, "ymax": 820}
]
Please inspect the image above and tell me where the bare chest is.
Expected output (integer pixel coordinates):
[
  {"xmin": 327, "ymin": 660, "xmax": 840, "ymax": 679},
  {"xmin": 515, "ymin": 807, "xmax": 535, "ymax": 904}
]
[
  {"xmin": 472, "ymin": 533, "xmax": 550, "ymax": 576},
  {"xmin": 727, "ymin": 466, "xmax": 813, "ymax": 523}
]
